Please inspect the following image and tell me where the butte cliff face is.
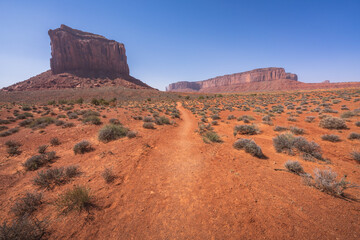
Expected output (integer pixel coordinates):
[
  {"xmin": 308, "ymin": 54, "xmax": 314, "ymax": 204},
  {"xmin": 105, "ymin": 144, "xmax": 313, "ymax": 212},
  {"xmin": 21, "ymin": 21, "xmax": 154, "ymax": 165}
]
[
  {"xmin": 2, "ymin": 25, "xmax": 153, "ymax": 91},
  {"xmin": 48, "ymin": 25, "xmax": 129, "ymax": 77},
  {"xmin": 167, "ymin": 68, "xmax": 298, "ymax": 92}
]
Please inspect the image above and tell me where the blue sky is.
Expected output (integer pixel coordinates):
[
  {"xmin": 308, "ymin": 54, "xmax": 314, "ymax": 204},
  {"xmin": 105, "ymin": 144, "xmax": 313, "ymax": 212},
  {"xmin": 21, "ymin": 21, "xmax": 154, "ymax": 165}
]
[{"xmin": 0, "ymin": 0, "xmax": 359, "ymax": 90}]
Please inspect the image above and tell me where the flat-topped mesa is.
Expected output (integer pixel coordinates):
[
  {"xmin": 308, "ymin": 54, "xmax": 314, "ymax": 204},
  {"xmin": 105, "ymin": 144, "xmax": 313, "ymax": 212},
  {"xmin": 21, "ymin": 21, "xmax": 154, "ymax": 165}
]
[
  {"xmin": 167, "ymin": 67, "xmax": 298, "ymax": 92},
  {"xmin": 48, "ymin": 24, "xmax": 129, "ymax": 78}
]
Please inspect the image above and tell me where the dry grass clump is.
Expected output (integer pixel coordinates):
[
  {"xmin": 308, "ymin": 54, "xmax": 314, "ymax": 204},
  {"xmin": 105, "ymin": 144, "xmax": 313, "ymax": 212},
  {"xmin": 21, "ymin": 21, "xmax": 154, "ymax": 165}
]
[
  {"xmin": 126, "ymin": 130, "xmax": 137, "ymax": 138},
  {"xmin": 56, "ymin": 185, "xmax": 92, "ymax": 213},
  {"xmin": 290, "ymin": 126, "xmax": 305, "ymax": 135},
  {"xmin": 50, "ymin": 137, "xmax": 61, "ymax": 146},
  {"xmin": 102, "ymin": 168, "xmax": 115, "ymax": 183},
  {"xmin": 203, "ymin": 131, "xmax": 222, "ymax": 143}
]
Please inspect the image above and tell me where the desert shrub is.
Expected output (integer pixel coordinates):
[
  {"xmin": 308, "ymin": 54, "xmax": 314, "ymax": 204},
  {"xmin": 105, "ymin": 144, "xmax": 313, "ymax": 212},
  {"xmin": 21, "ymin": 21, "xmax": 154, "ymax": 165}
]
[
  {"xmin": 56, "ymin": 185, "xmax": 92, "ymax": 213},
  {"xmin": 62, "ymin": 122, "xmax": 75, "ymax": 128},
  {"xmin": 37, "ymin": 145, "xmax": 48, "ymax": 154},
  {"xmin": 355, "ymin": 121, "xmax": 360, "ymax": 127},
  {"xmin": 227, "ymin": 115, "xmax": 236, "ymax": 120},
  {"xmin": 273, "ymin": 133, "xmax": 295, "ymax": 154},
  {"xmin": 82, "ymin": 115, "xmax": 102, "ymax": 125},
  {"xmin": 23, "ymin": 152, "xmax": 56, "ymax": 171},
  {"xmin": 126, "ymin": 130, "xmax": 137, "ymax": 138},
  {"xmin": 50, "ymin": 137, "xmax": 61, "ymax": 146},
  {"xmin": 132, "ymin": 116, "xmax": 143, "ymax": 120},
  {"xmin": 55, "ymin": 120, "xmax": 65, "ymax": 126},
  {"xmin": 305, "ymin": 116, "xmax": 316, "ymax": 123},
  {"xmin": 293, "ymin": 137, "xmax": 323, "ymax": 160},
  {"xmin": 321, "ymin": 134, "xmax": 340, "ymax": 142},
  {"xmin": 30, "ymin": 117, "xmax": 55, "ymax": 129},
  {"xmin": 5, "ymin": 140, "xmax": 22, "ymax": 156},
  {"xmin": 0, "ymin": 126, "xmax": 9, "ymax": 131},
  {"xmin": 73, "ymin": 140, "xmax": 92, "ymax": 154},
  {"xmin": 0, "ymin": 217, "xmax": 47, "ymax": 240},
  {"xmin": 341, "ymin": 111, "xmax": 356, "ymax": 118},
  {"xmin": 211, "ymin": 114, "xmax": 220, "ymax": 120},
  {"xmin": 273, "ymin": 126, "xmax": 288, "ymax": 132},
  {"xmin": 67, "ymin": 113, "xmax": 78, "ymax": 119},
  {"xmin": 109, "ymin": 118, "xmax": 121, "ymax": 125},
  {"xmin": 211, "ymin": 120, "xmax": 218, "ymax": 126},
  {"xmin": 0, "ymin": 127, "xmax": 19, "ymax": 137},
  {"xmin": 310, "ymin": 168, "xmax": 356, "ymax": 196},
  {"xmin": 155, "ymin": 116, "xmax": 170, "ymax": 125},
  {"xmin": 290, "ymin": 126, "xmax": 305, "ymax": 135},
  {"xmin": 19, "ymin": 119, "xmax": 33, "ymax": 127},
  {"xmin": 348, "ymin": 132, "xmax": 360, "ymax": 140},
  {"xmin": 11, "ymin": 192, "xmax": 42, "ymax": 217},
  {"xmin": 284, "ymin": 160, "xmax": 304, "ymax": 175},
  {"xmin": 203, "ymin": 131, "xmax": 222, "ymax": 143},
  {"xmin": 143, "ymin": 116, "xmax": 154, "ymax": 122},
  {"xmin": 33, "ymin": 166, "xmax": 79, "ymax": 189},
  {"xmin": 287, "ymin": 117, "xmax": 297, "ymax": 122},
  {"xmin": 237, "ymin": 115, "xmax": 254, "ymax": 122},
  {"xmin": 0, "ymin": 119, "xmax": 11, "ymax": 124},
  {"xmin": 98, "ymin": 124, "xmax": 128, "ymax": 142},
  {"xmin": 143, "ymin": 122, "xmax": 155, "ymax": 129},
  {"xmin": 233, "ymin": 138, "xmax": 265, "ymax": 158},
  {"xmin": 234, "ymin": 124, "xmax": 259, "ymax": 135},
  {"xmin": 262, "ymin": 115, "xmax": 271, "ymax": 122},
  {"xmin": 102, "ymin": 168, "xmax": 115, "ymax": 183},
  {"xmin": 351, "ymin": 151, "xmax": 360, "ymax": 162},
  {"xmin": 319, "ymin": 117, "xmax": 347, "ymax": 129}
]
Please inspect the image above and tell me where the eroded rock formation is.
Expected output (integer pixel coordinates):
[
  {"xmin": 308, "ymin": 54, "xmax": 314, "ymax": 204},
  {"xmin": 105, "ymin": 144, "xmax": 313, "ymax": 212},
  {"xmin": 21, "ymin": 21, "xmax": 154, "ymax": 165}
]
[
  {"xmin": 167, "ymin": 67, "xmax": 298, "ymax": 92},
  {"xmin": 2, "ymin": 25, "xmax": 153, "ymax": 91},
  {"xmin": 48, "ymin": 25, "xmax": 129, "ymax": 77}
]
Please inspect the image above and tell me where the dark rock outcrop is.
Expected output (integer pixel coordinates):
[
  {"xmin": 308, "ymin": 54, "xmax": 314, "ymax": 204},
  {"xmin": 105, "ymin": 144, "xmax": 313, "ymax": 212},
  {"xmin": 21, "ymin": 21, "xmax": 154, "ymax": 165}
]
[{"xmin": 166, "ymin": 68, "xmax": 298, "ymax": 92}]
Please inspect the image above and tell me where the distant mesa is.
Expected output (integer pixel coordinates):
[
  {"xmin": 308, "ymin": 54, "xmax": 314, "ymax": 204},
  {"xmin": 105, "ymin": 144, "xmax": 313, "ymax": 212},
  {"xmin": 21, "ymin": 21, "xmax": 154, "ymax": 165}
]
[
  {"xmin": 166, "ymin": 68, "xmax": 360, "ymax": 93},
  {"xmin": 2, "ymin": 25, "xmax": 153, "ymax": 91},
  {"xmin": 166, "ymin": 67, "xmax": 297, "ymax": 92}
]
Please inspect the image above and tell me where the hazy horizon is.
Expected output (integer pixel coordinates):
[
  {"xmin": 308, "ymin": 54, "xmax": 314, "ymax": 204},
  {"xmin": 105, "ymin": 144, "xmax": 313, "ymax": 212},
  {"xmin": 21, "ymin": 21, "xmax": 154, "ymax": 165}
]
[{"xmin": 1, "ymin": 0, "xmax": 359, "ymax": 90}]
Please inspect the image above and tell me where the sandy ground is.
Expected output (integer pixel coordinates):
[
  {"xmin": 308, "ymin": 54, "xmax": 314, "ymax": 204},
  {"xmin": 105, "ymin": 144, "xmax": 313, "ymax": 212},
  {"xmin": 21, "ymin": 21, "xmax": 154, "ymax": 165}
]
[{"xmin": 0, "ymin": 95, "xmax": 360, "ymax": 239}]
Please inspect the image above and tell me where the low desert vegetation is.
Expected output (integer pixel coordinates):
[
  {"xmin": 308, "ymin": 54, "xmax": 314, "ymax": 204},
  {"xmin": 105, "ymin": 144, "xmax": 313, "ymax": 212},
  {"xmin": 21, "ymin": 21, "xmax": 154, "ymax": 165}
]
[
  {"xmin": 33, "ymin": 166, "xmax": 80, "ymax": 189},
  {"xmin": 303, "ymin": 168, "xmax": 358, "ymax": 197},
  {"xmin": 351, "ymin": 151, "xmax": 360, "ymax": 162},
  {"xmin": 56, "ymin": 185, "xmax": 92, "ymax": 213},
  {"xmin": 284, "ymin": 160, "xmax": 305, "ymax": 175},
  {"xmin": 73, "ymin": 140, "xmax": 93, "ymax": 154},
  {"xmin": 348, "ymin": 132, "xmax": 360, "ymax": 140},
  {"xmin": 5, "ymin": 140, "xmax": 22, "ymax": 156},
  {"xmin": 233, "ymin": 124, "xmax": 259, "ymax": 135},
  {"xmin": 319, "ymin": 116, "xmax": 347, "ymax": 129},
  {"xmin": 321, "ymin": 134, "xmax": 341, "ymax": 142},
  {"xmin": 50, "ymin": 137, "xmax": 61, "ymax": 146},
  {"xmin": 143, "ymin": 122, "xmax": 155, "ymax": 129},
  {"xmin": 23, "ymin": 152, "xmax": 57, "ymax": 171},
  {"xmin": 0, "ymin": 217, "xmax": 47, "ymax": 240},
  {"xmin": 102, "ymin": 168, "xmax": 115, "ymax": 183},
  {"xmin": 203, "ymin": 131, "xmax": 222, "ymax": 143},
  {"xmin": 233, "ymin": 138, "xmax": 266, "ymax": 159},
  {"xmin": 273, "ymin": 133, "xmax": 323, "ymax": 161},
  {"xmin": 11, "ymin": 192, "xmax": 43, "ymax": 217},
  {"xmin": 98, "ymin": 124, "xmax": 129, "ymax": 142}
]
